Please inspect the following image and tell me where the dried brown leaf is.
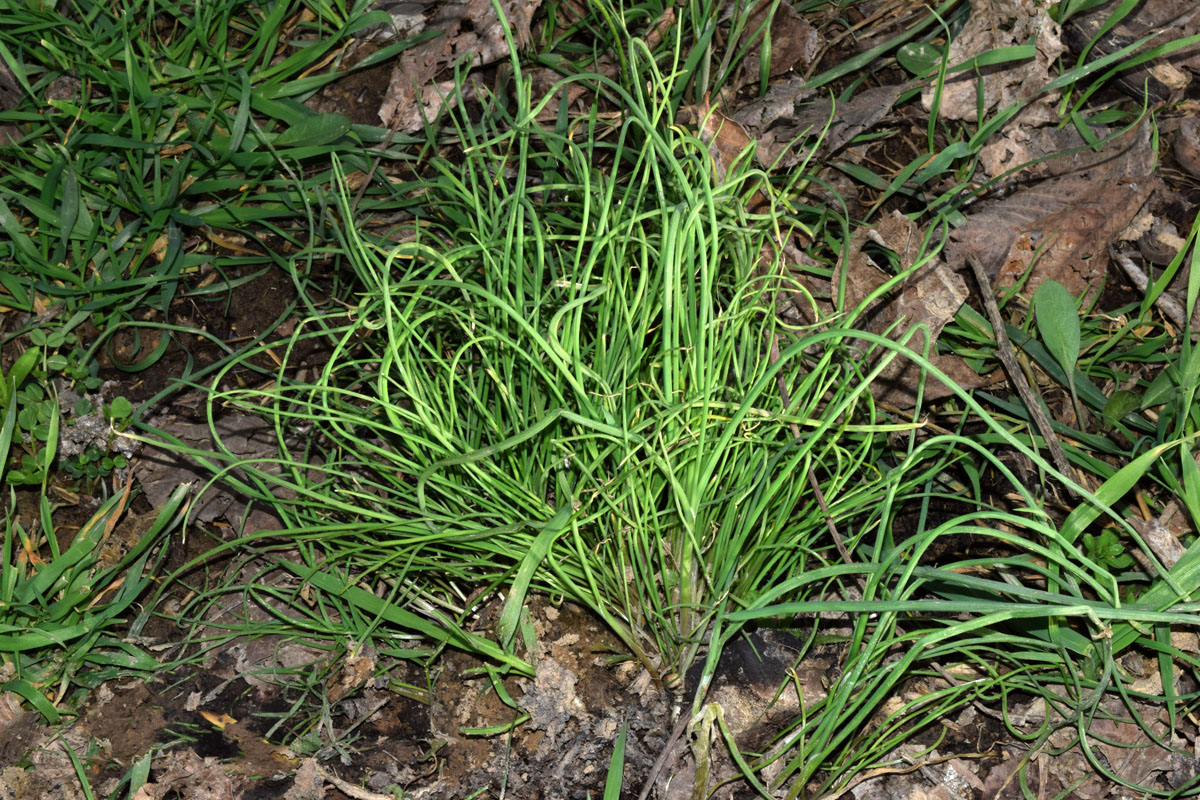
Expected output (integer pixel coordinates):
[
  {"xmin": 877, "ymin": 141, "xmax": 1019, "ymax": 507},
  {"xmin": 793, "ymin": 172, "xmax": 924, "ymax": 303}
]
[
  {"xmin": 735, "ymin": 0, "xmax": 821, "ymax": 86},
  {"xmin": 733, "ymin": 80, "xmax": 916, "ymax": 167},
  {"xmin": 950, "ymin": 122, "xmax": 1158, "ymax": 301},
  {"xmin": 1065, "ymin": 0, "xmax": 1199, "ymax": 102},
  {"xmin": 836, "ymin": 212, "xmax": 984, "ymax": 407},
  {"xmin": 131, "ymin": 750, "xmax": 235, "ymax": 800},
  {"xmin": 282, "ymin": 759, "xmax": 326, "ymax": 800},
  {"xmin": 0, "ymin": 59, "xmax": 21, "ymax": 112},
  {"xmin": 979, "ymin": 122, "xmax": 1148, "ymax": 183},
  {"xmin": 378, "ymin": 0, "xmax": 543, "ymax": 131},
  {"xmin": 923, "ymin": 0, "xmax": 1065, "ymax": 125},
  {"xmin": 1090, "ymin": 712, "xmax": 1189, "ymax": 788},
  {"xmin": 327, "ymin": 644, "xmax": 378, "ymax": 703},
  {"xmin": 694, "ymin": 95, "xmax": 757, "ymax": 181}
]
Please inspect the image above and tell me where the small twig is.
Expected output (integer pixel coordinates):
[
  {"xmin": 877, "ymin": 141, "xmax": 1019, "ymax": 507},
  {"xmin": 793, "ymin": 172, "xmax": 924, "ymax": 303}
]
[
  {"xmin": 1110, "ymin": 245, "xmax": 1187, "ymax": 330},
  {"xmin": 966, "ymin": 255, "xmax": 1078, "ymax": 498},
  {"xmin": 638, "ymin": 710, "xmax": 693, "ymax": 800},
  {"xmin": 316, "ymin": 764, "xmax": 397, "ymax": 800},
  {"xmin": 820, "ymin": 749, "xmax": 999, "ymax": 800}
]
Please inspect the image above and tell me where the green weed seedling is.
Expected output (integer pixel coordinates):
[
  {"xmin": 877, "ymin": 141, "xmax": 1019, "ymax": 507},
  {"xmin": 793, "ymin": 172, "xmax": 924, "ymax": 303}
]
[
  {"xmin": 0, "ymin": 483, "xmax": 188, "ymax": 723},
  {"xmin": 0, "ymin": 339, "xmax": 132, "ymax": 489},
  {"xmin": 60, "ymin": 396, "xmax": 133, "ymax": 490},
  {"xmin": 1034, "ymin": 279, "xmax": 1085, "ymax": 427},
  {"xmin": 60, "ymin": 445, "xmax": 129, "ymax": 488},
  {"xmin": 0, "ymin": 349, "xmax": 40, "ymax": 486},
  {"xmin": 1082, "ymin": 528, "xmax": 1135, "ymax": 572},
  {"xmin": 1, "ymin": 349, "xmax": 56, "ymax": 487},
  {"xmin": 30, "ymin": 325, "xmax": 104, "ymax": 394},
  {"xmin": 51, "ymin": 345, "xmax": 105, "ymax": 395}
]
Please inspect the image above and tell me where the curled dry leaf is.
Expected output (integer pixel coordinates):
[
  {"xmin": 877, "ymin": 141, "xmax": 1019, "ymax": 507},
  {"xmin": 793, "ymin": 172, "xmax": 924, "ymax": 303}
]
[
  {"xmin": 836, "ymin": 212, "xmax": 988, "ymax": 407},
  {"xmin": 327, "ymin": 644, "xmax": 378, "ymax": 703},
  {"xmin": 734, "ymin": 0, "xmax": 822, "ymax": 85},
  {"xmin": 923, "ymin": 0, "xmax": 1066, "ymax": 126},
  {"xmin": 378, "ymin": 0, "xmax": 543, "ymax": 131},
  {"xmin": 949, "ymin": 122, "xmax": 1159, "ymax": 302},
  {"xmin": 1138, "ymin": 218, "xmax": 1185, "ymax": 266},
  {"xmin": 1174, "ymin": 117, "xmax": 1200, "ymax": 179},
  {"xmin": 733, "ymin": 79, "xmax": 917, "ymax": 168},
  {"xmin": 1064, "ymin": 0, "xmax": 1200, "ymax": 104}
]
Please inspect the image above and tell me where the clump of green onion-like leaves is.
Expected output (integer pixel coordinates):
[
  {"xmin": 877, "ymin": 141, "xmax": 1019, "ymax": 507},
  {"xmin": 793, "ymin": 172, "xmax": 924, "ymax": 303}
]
[{"xmin": 155, "ymin": 13, "xmax": 1200, "ymax": 799}]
